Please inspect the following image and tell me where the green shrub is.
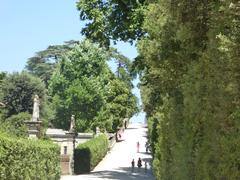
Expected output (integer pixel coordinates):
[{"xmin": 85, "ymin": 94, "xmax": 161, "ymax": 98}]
[
  {"xmin": 0, "ymin": 112, "xmax": 31, "ymax": 137},
  {"xmin": 0, "ymin": 133, "xmax": 60, "ymax": 179},
  {"xmin": 74, "ymin": 134, "xmax": 108, "ymax": 174}
]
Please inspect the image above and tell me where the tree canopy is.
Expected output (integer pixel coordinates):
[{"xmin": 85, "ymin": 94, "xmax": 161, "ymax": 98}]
[
  {"xmin": 76, "ymin": 0, "xmax": 147, "ymax": 47},
  {"xmin": 137, "ymin": 1, "xmax": 240, "ymax": 179},
  {"xmin": 49, "ymin": 40, "xmax": 137, "ymax": 132},
  {"xmin": 1, "ymin": 72, "xmax": 46, "ymax": 117},
  {"xmin": 25, "ymin": 41, "xmax": 79, "ymax": 87}
]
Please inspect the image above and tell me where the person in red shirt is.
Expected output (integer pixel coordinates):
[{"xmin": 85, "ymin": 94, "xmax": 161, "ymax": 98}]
[{"xmin": 137, "ymin": 141, "xmax": 140, "ymax": 153}]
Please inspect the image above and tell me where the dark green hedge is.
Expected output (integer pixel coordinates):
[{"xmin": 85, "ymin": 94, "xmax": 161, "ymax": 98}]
[
  {"xmin": 0, "ymin": 133, "xmax": 60, "ymax": 179},
  {"xmin": 74, "ymin": 134, "xmax": 108, "ymax": 174}
]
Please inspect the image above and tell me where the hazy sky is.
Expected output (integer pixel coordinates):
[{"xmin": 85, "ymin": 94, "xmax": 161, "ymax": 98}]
[{"xmin": 0, "ymin": 0, "xmax": 144, "ymax": 122}]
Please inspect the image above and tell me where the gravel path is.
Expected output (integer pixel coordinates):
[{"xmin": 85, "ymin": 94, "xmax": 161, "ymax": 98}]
[{"xmin": 61, "ymin": 123, "xmax": 155, "ymax": 180}]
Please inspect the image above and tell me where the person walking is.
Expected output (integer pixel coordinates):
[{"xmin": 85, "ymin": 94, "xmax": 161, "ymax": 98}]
[
  {"xmin": 137, "ymin": 141, "xmax": 140, "ymax": 153},
  {"xmin": 131, "ymin": 159, "xmax": 135, "ymax": 172},
  {"xmin": 145, "ymin": 142, "xmax": 149, "ymax": 153},
  {"xmin": 137, "ymin": 157, "xmax": 142, "ymax": 171},
  {"xmin": 144, "ymin": 161, "xmax": 147, "ymax": 173}
]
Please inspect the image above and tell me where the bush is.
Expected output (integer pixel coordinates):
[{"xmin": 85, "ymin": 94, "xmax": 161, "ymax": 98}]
[
  {"xmin": 1, "ymin": 112, "xmax": 31, "ymax": 137},
  {"xmin": 74, "ymin": 134, "xmax": 108, "ymax": 174},
  {"xmin": 0, "ymin": 133, "xmax": 60, "ymax": 179}
]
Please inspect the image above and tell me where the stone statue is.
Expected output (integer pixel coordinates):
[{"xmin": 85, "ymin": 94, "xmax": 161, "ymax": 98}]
[
  {"xmin": 96, "ymin": 127, "xmax": 100, "ymax": 135},
  {"xmin": 32, "ymin": 95, "xmax": 40, "ymax": 121},
  {"xmin": 69, "ymin": 115, "xmax": 75, "ymax": 132}
]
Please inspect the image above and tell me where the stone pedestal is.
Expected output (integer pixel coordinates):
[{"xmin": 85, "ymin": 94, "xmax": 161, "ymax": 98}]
[
  {"xmin": 66, "ymin": 132, "xmax": 76, "ymax": 175},
  {"xmin": 24, "ymin": 121, "xmax": 42, "ymax": 138},
  {"xmin": 96, "ymin": 126, "xmax": 100, "ymax": 136},
  {"xmin": 60, "ymin": 155, "xmax": 71, "ymax": 175}
]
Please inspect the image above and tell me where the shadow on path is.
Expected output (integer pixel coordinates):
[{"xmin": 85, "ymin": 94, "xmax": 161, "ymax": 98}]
[
  {"xmin": 116, "ymin": 139, "xmax": 125, "ymax": 143},
  {"xmin": 88, "ymin": 167, "xmax": 155, "ymax": 180},
  {"xmin": 138, "ymin": 151, "xmax": 151, "ymax": 155}
]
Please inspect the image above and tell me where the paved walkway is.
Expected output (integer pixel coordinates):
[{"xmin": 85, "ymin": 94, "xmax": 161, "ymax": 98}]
[{"xmin": 61, "ymin": 123, "xmax": 155, "ymax": 180}]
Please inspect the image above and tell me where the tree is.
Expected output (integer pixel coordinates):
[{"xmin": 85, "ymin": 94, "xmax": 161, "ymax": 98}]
[
  {"xmin": 49, "ymin": 40, "xmax": 111, "ymax": 132},
  {"xmin": 49, "ymin": 40, "xmax": 138, "ymax": 132},
  {"xmin": 137, "ymin": 1, "xmax": 240, "ymax": 179},
  {"xmin": 1, "ymin": 72, "xmax": 47, "ymax": 117},
  {"xmin": 105, "ymin": 78, "xmax": 138, "ymax": 131},
  {"xmin": 0, "ymin": 71, "xmax": 7, "ymax": 102},
  {"xmin": 109, "ymin": 48, "xmax": 134, "ymax": 87},
  {"xmin": 25, "ymin": 41, "xmax": 79, "ymax": 86},
  {"xmin": 0, "ymin": 72, "xmax": 6, "ymax": 83},
  {"xmin": 0, "ymin": 72, "xmax": 7, "ymax": 121},
  {"xmin": 76, "ymin": 0, "xmax": 147, "ymax": 47}
]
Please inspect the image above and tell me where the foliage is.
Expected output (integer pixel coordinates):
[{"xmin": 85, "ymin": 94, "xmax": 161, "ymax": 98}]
[
  {"xmin": 0, "ymin": 72, "xmax": 7, "ymax": 105},
  {"xmin": 0, "ymin": 133, "xmax": 60, "ymax": 179},
  {"xmin": 25, "ymin": 41, "xmax": 79, "ymax": 87},
  {"xmin": 109, "ymin": 47, "xmax": 134, "ymax": 87},
  {"xmin": 76, "ymin": 0, "xmax": 240, "ymax": 178},
  {"xmin": 76, "ymin": 0, "xmax": 147, "ymax": 47},
  {"xmin": 49, "ymin": 39, "xmax": 137, "ymax": 132},
  {"xmin": 0, "ymin": 72, "xmax": 6, "ymax": 84},
  {"xmin": 105, "ymin": 78, "xmax": 138, "ymax": 131},
  {"xmin": 0, "ymin": 112, "xmax": 31, "ymax": 137},
  {"xmin": 0, "ymin": 72, "xmax": 47, "ymax": 118},
  {"xmin": 49, "ymin": 40, "xmax": 110, "ymax": 132},
  {"xmin": 74, "ymin": 134, "xmax": 108, "ymax": 174},
  {"xmin": 137, "ymin": 1, "xmax": 240, "ymax": 179}
]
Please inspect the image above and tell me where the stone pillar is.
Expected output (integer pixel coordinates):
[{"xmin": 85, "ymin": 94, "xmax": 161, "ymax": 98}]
[
  {"xmin": 25, "ymin": 94, "xmax": 42, "ymax": 138},
  {"xmin": 32, "ymin": 95, "xmax": 40, "ymax": 121},
  {"xmin": 25, "ymin": 121, "xmax": 42, "ymax": 138},
  {"xmin": 66, "ymin": 115, "xmax": 77, "ymax": 175},
  {"xmin": 69, "ymin": 115, "xmax": 75, "ymax": 133},
  {"xmin": 96, "ymin": 126, "xmax": 100, "ymax": 136}
]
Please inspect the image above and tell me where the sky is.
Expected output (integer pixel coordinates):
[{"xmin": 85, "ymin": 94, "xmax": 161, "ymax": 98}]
[{"xmin": 0, "ymin": 0, "xmax": 145, "ymax": 123}]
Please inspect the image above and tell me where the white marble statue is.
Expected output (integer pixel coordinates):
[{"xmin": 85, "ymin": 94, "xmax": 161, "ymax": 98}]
[
  {"xmin": 96, "ymin": 127, "xmax": 100, "ymax": 135},
  {"xmin": 69, "ymin": 115, "xmax": 75, "ymax": 132},
  {"xmin": 32, "ymin": 95, "xmax": 40, "ymax": 121}
]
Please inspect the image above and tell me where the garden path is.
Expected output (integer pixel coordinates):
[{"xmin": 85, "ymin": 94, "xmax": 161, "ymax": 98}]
[{"xmin": 61, "ymin": 123, "xmax": 155, "ymax": 180}]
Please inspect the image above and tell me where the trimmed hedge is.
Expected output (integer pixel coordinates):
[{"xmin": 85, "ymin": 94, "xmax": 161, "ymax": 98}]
[
  {"xmin": 74, "ymin": 134, "xmax": 108, "ymax": 174},
  {"xmin": 0, "ymin": 133, "xmax": 60, "ymax": 179}
]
